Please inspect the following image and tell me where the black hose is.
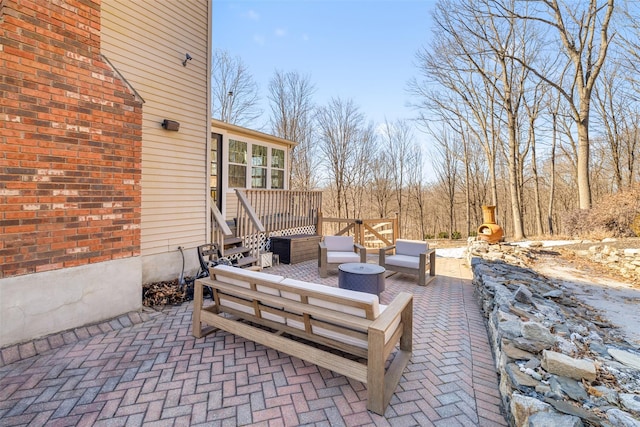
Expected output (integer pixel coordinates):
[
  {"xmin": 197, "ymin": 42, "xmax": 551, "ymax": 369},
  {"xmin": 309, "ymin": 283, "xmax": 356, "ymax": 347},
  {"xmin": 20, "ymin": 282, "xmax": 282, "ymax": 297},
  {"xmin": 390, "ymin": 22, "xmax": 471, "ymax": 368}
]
[{"xmin": 178, "ymin": 246, "xmax": 186, "ymax": 288}]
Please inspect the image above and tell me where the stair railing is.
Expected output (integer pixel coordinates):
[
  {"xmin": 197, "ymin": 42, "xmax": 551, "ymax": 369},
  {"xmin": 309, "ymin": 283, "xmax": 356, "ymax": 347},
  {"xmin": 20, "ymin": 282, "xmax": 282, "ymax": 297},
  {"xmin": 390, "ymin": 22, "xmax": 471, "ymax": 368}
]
[
  {"xmin": 235, "ymin": 190, "xmax": 266, "ymax": 261},
  {"xmin": 211, "ymin": 199, "xmax": 232, "ymax": 256}
]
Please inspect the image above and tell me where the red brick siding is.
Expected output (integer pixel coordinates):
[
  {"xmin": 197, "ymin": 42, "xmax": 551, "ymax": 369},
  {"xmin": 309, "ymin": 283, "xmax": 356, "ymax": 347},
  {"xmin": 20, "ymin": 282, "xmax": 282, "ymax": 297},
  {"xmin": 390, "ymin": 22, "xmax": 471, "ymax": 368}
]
[{"xmin": 0, "ymin": 0, "xmax": 142, "ymax": 278}]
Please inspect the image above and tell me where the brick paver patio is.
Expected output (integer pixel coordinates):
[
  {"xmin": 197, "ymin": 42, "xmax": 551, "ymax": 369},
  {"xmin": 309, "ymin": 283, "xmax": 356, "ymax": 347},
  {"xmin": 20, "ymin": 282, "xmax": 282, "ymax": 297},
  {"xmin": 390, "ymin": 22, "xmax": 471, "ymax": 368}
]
[{"xmin": 0, "ymin": 257, "xmax": 507, "ymax": 426}]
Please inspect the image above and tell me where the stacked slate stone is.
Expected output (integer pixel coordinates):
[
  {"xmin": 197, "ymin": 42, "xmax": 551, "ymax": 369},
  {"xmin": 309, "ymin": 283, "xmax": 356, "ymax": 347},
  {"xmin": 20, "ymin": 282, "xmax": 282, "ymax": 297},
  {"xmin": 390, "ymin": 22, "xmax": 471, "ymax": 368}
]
[
  {"xmin": 574, "ymin": 243, "xmax": 640, "ymax": 283},
  {"xmin": 467, "ymin": 239, "xmax": 640, "ymax": 427}
]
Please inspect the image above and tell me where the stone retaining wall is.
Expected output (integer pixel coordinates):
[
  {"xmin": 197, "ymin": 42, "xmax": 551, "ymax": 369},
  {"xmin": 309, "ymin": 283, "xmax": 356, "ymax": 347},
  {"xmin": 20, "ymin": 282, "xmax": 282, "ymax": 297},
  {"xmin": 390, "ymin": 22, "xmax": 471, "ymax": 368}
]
[
  {"xmin": 574, "ymin": 244, "xmax": 640, "ymax": 283},
  {"xmin": 468, "ymin": 240, "xmax": 640, "ymax": 427}
]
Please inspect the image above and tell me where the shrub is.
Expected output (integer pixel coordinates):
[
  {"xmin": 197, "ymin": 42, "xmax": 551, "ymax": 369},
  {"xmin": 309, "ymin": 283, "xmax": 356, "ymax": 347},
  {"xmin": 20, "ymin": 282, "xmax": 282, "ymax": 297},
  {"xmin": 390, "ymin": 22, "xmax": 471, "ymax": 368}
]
[
  {"xmin": 562, "ymin": 186, "xmax": 640, "ymax": 239},
  {"xmin": 452, "ymin": 231, "xmax": 462, "ymax": 239},
  {"xmin": 437, "ymin": 231, "xmax": 449, "ymax": 239},
  {"xmin": 424, "ymin": 234, "xmax": 435, "ymax": 239}
]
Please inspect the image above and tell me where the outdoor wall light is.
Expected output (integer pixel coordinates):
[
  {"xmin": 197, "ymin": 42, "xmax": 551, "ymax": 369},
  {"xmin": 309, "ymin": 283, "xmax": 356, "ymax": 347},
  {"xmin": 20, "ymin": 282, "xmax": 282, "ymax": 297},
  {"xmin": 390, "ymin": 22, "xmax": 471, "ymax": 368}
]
[
  {"xmin": 182, "ymin": 53, "xmax": 192, "ymax": 67},
  {"xmin": 161, "ymin": 119, "xmax": 180, "ymax": 131}
]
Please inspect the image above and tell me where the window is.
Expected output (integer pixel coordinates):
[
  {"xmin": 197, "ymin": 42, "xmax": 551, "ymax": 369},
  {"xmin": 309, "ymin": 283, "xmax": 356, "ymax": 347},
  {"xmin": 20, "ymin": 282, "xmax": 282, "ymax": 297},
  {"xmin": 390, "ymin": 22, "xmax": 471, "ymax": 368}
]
[
  {"xmin": 271, "ymin": 148, "xmax": 285, "ymax": 189},
  {"xmin": 252, "ymin": 145, "xmax": 268, "ymax": 188},
  {"xmin": 226, "ymin": 138, "xmax": 287, "ymax": 190},
  {"xmin": 228, "ymin": 139, "xmax": 247, "ymax": 188}
]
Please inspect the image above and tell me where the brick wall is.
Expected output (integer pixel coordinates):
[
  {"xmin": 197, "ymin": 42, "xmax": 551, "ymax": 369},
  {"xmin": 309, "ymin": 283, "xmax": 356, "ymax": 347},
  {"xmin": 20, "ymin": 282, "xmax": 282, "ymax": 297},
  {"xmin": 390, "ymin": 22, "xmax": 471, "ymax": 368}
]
[{"xmin": 0, "ymin": 0, "xmax": 142, "ymax": 278}]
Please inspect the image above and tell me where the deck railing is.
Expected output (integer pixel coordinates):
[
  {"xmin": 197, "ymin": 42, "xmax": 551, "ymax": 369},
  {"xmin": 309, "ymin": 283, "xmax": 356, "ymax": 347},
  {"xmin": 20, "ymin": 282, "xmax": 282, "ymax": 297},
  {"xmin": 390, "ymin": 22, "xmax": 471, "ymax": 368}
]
[
  {"xmin": 241, "ymin": 189, "xmax": 322, "ymax": 234},
  {"xmin": 317, "ymin": 214, "xmax": 398, "ymax": 249}
]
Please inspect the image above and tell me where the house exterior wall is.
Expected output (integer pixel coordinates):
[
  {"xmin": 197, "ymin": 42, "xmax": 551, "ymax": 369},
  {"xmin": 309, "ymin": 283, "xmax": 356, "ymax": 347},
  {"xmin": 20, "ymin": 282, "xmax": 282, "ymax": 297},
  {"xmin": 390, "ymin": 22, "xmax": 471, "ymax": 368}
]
[
  {"xmin": 0, "ymin": 0, "xmax": 211, "ymax": 348},
  {"xmin": 100, "ymin": 0, "xmax": 211, "ymax": 283}
]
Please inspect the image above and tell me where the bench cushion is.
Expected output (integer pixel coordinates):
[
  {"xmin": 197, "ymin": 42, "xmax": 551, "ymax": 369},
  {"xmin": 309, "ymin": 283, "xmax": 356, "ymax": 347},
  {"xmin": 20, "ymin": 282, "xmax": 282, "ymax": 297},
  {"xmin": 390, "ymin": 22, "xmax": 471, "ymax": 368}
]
[
  {"xmin": 326, "ymin": 251, "xmax": 361, "ymax": 264},
  {"xmin": 211, "ymin": 265, "xmax": 285, "ymax": 323},
  {"xmin": 395, "ymin": 239, "xmax": 428, "ymax": 257},
  {"xmin": 324, "ymin": 236, "xmax": 354, "ymax": 252},
  {"xmin": 280, "ymin": 278, "xmax": 380, "ymax": 349}
]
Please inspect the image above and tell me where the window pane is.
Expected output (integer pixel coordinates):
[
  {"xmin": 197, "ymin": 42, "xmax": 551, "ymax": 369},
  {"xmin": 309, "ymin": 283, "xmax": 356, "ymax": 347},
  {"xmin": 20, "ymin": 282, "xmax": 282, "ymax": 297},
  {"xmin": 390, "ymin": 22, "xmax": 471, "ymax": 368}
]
[
  {"xmin": 229, "ymin": 164, "xmax": 246, "ymax": 188},
  {"xmin": 271, "ymin": 169, "xmax": 284, "ymax": 189},
  {"xmin": 229, "ymin": 139, "xmax": 247, "ymax": 164},
  {"xmin": 252, "ymin": 145, "xmax": 267, "ymax": 167},
  {"xmin": 271, "ymin": 148, "xmax": 284, "ymax": 169},
  {"xmin": 252, "ymin": 167, "xmax": 267, "ymax": 188}
]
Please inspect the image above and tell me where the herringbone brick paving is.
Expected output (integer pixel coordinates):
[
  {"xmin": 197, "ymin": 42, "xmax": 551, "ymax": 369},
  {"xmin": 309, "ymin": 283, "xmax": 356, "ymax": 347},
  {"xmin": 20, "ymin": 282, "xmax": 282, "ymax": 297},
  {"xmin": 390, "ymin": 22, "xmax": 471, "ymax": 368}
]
[{"xmin": 0, "ymin": 257, "xmax": 507, "ymax": 426}]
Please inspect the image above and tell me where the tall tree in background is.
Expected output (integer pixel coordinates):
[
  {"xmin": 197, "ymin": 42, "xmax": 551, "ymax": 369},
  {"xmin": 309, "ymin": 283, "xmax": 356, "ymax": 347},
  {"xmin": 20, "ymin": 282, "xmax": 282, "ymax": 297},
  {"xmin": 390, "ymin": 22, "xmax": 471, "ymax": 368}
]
[
  {"xmin": 316, "ymin": 98, "xmax": 367, "ymax": 218},
  {"xmin": 211, "ymin": 49, "xmax": 262, "ymax": 126},
  {"xmin": 413, "ymin": 0, "xmax": 531, "ymax": 239},
  {"xmin": 594, "ymin": 65, "xmax": 639, "ymax": 190},
  {"xmin": 268, "ymin": 70, "xmax": 317, "ymax": 190},
  {"xmin": 508, "ymin": 0, "xmax": 615, "ymax": 209},
  {"xmin": 380, "ymin": 119, "xmax": 415, "ymax": 236},
  {"xmin": 433, "ymin": 132, "xmax": 460, "ymax": 239}
]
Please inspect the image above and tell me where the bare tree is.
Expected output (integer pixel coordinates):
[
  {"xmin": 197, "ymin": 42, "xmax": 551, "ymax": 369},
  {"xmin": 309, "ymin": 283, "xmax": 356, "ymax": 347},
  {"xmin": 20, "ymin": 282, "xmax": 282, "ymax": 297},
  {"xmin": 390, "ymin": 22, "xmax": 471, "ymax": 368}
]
[
  {"xmin": 593, "ymin": 65, "xmax": 639, "ymax": 190},
  {"xmin": 406, "ymin": 148, "xmax": 428, "ymax": 239},
  {"xmin": 433, "ymin": 132, "xmax": 460, "ymax": 239},
  {"xmin": 523, "ymin": 80, "xmax": 548, "ymax": 236},
  {"xmin": 507, "ymin": 0, "xmax": 616, "ymax": 209},
  {"xmin": 316, "ymin": 98, "xmax": 370, "ymax": 218},
  {"xmin": 345, "ymin": 123, "xmax": 377, "ymax": 218},
  {"xmin": 380, "ymin": 119, "xmax": 415, "ymax": 236},
  {"xmin": 370, "ymin": 153, "xmax": 394, "ymax": 218},
  {"xmin": 267, "ymin": 70, "xmax": 318, "ymax": 190},
  {"xmin": 211, "ymin": 49, "xmax": 262, "ymax": 126},
  {"xmin": 412, "ymin": 0, "xmax": 533, "ymax": 239}
]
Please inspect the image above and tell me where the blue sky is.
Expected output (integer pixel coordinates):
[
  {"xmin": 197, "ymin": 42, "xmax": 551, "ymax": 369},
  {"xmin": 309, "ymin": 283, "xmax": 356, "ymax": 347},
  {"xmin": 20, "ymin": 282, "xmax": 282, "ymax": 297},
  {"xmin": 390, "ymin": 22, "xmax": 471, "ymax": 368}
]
[{"xmin": 212, "ymin": 0, "xmax": 436, "ymax": 128}]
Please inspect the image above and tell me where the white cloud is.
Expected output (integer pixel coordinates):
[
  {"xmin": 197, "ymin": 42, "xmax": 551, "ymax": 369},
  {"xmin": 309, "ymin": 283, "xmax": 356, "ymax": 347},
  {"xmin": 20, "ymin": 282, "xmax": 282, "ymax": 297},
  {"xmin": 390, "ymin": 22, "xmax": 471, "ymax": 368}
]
[
  {"xmin": 253, "ymin": 34, "xmax": 265, "ymax": 46},
  {"xmin": 275, "ymin": 28, "xmax": 287, "ymax": 37},
  {"xmin": 246, "ymin": 9, "xmax": 260, "ymax": 21},
  {"xmin": 302, "ymin": 33, "xmax": 309, "ymax": 41}
]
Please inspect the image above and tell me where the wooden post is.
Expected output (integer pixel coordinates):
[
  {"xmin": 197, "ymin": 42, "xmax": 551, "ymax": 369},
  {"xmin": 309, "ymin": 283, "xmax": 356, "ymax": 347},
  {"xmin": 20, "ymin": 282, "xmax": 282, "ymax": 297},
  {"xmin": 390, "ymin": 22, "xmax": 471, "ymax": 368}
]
[
  {"xmin": 316, "ymin": 211, "xmax": 323, "ymax": 236},
  {"xmin": 393, "ymin": 214, "xmax": 399, "ymax": 243}
]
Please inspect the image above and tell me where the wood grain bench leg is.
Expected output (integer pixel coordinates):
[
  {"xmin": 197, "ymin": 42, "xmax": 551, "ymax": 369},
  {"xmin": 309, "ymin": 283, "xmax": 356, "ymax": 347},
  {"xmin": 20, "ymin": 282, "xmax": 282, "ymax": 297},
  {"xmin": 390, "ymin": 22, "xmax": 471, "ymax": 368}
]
[
  {"xmin": 192, "ymin": 279, "xmax": 218, "ymax": 338},
  {"xmin": 192, "ymin": 279, "xmax": 204, "ymax": 338},
  {"xmin": 367, "ymin": 328, "xmax": 386, "ymax": 415}
]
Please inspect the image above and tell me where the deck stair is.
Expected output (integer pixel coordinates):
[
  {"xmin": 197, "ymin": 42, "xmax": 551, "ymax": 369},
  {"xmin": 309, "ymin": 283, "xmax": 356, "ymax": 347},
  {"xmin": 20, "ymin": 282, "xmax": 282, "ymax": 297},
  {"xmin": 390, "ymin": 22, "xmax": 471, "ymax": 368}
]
[{"xmin": 220, "ymin": 226, "xmax": 258, "ymax": 269}]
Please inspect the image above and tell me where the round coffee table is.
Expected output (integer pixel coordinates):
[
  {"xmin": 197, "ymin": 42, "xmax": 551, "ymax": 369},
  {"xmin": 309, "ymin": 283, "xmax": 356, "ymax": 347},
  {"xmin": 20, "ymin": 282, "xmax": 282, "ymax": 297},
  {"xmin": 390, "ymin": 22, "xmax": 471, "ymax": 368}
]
[{"xmin": 338, "ymin": 263, "xmax": 385, "ymax": 296}]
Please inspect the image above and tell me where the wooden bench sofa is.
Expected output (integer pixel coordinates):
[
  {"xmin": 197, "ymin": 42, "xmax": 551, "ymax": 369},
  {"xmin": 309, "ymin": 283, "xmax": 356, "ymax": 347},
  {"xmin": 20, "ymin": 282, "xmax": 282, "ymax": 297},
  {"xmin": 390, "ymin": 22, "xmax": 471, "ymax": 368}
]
[{"xmin": 192, "ymin": 264, "xmax": 413, "ymax": 415}]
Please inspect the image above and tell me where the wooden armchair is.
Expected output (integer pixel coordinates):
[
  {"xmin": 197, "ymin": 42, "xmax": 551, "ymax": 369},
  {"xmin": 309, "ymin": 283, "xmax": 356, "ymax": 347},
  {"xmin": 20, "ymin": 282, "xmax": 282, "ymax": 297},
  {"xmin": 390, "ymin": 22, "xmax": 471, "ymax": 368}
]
[
  {"xmin": 318, "ymin": 236, "xmax": 366, "ymax": 278},
  {"xmin": 379, "ymin": 239, "xmax": 436, "ymax": 286}
]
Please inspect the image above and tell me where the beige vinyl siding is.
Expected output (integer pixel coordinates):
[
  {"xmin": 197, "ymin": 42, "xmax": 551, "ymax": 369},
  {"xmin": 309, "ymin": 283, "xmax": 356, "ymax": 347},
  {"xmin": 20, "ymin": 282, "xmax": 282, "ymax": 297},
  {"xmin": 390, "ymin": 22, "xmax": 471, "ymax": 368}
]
[
  {"xmin": 101, "ymin": 0, "xmax": 211, "ymax": 256},
  {"xmin": 226, "ymin": 192, "xmax": 238, "ymax": 220}
]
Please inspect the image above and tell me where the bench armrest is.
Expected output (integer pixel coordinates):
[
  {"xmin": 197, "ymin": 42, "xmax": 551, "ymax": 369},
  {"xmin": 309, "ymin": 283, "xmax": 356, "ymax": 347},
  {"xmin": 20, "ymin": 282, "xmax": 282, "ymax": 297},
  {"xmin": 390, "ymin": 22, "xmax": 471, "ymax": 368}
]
[
  {"xmin": 354, "ymin": 243, "xmax": 367, "ymax": 262},
  {"xmin": 370, "ymin": 292, "xmax": 412, "ymax": 340}
]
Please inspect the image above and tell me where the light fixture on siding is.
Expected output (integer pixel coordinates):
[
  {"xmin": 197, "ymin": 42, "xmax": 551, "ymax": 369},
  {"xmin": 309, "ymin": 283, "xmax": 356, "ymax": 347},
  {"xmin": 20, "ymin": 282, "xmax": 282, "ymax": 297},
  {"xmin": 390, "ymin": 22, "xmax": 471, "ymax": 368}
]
[
  {"xmin": 161, "ymin": 119, "xmax": 180, "ymax": 131},
  {"xmin": 182, "ymin": 53, "xmax": 192, "ymax": 67}
]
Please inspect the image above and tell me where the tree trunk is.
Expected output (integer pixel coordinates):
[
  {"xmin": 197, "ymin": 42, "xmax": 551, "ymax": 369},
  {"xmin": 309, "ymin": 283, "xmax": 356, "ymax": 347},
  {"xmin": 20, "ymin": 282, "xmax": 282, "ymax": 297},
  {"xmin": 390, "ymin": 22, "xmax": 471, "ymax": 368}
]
[
  {"xmin": 577, "ymin": 98, "xmax": 592, "ymax": 209},
  {"xmin": 548, "ymin": 113, "xmax": 558, "ymax": 235}
]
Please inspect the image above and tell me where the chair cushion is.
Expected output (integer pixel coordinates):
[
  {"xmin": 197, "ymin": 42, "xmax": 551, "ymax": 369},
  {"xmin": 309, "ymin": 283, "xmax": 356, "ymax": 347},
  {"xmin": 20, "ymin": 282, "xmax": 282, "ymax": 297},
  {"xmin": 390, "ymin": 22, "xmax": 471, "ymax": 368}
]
[
  {"xmin": 324, "ymin": 235, "xmax": 354, "ymax": 252},
  {"xmin": 326, "ymin": 252, "xmax": 361, "ymax": 264},
  {"xmin": 385, "ymin": 254, "xmax": 420, "ymax": 270},
  {"xmin": 395, "ymin": 239, "xmax": 428, "ymax": 257}
]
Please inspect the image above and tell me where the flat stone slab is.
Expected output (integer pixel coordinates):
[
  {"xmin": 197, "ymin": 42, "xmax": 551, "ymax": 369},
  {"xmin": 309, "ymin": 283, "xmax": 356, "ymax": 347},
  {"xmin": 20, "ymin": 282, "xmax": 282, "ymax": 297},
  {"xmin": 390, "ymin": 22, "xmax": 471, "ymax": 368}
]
[{"xmin": 608, "ymin": 348, "xmax": 640, "ymax": 370}]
